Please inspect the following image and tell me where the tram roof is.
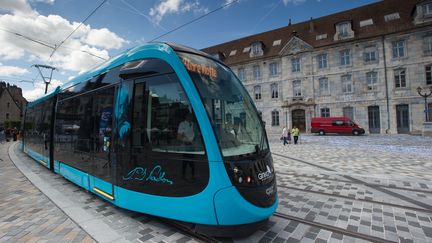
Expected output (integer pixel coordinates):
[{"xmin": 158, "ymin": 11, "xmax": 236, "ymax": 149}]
[{"xmin": 27, "ymin": 42, "xmax": 216, "ymax": 109}]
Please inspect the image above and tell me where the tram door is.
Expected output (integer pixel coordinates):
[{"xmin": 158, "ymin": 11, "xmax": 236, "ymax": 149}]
[{"xmin": 92, "ymin": 86, "xmax": 116, "ymax": 190}]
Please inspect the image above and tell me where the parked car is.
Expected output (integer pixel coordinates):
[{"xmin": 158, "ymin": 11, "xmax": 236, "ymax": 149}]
[{"xmin": 311, "ymin": 117, "xmax": 365, "ymax": 135}]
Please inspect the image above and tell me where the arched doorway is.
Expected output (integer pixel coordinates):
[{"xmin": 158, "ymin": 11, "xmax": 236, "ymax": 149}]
[{"xmin": 292, "ymin": 109, "xmax": 306, "ymax": 131}]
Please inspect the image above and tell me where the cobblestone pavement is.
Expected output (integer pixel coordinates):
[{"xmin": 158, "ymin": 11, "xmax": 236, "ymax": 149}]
[
  {"xmin": 2, "ymin": 134, "xmax": 432, "ymax": 243},
  {"xmin": 0, "ymin": 142, "xmax": 95, "ymax": 242}
]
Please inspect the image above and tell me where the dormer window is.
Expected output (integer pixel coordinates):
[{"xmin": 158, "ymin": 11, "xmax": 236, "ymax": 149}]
[
  {"xmin": 414, "ymin": 2, "xmax": 432, "ymax": 24},
  {"xmin": 384, "ymin": 13, "xmax": 400, "ymax": 22},
  {"xmin": 250, "ymin": 42, "xmax": 264, "ymax": 57},
  {"xmin": 424, "ymin": 3, "xmax": 432, "ymax": 16},
  {"xmin": 338, "ymin": 22, "xmax": 349, "ymax": 37},
  {"xmin": 334, "ymin": 21, "xmax": 354, "ymax": 40},
  {"xmin": 211, "ymin": 52, "xmax": 225, "ymax": 61}
]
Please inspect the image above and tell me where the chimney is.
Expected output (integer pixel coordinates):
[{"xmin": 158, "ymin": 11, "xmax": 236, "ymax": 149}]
[
  {"xmin": 309, "ymin": 17, "xmax": 314, "ymax": 33},
  {"xmin": 288, "ymin": 18, "xmax": 292, "ymax": 26}
]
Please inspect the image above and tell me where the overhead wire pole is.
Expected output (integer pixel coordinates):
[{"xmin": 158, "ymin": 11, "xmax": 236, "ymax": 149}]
[{"xmin": 32, "ymin": 64, "xmax": 56, "ymax": 94}]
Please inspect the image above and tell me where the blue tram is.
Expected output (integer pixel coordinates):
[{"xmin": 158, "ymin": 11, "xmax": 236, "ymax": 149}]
[{"xmin": 22, "ymin": 42, "xmax": 277, "ymax": 237}]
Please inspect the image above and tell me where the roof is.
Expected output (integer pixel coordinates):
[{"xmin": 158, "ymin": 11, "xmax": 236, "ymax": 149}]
[{"xmin": 202, "ymin": 0, "xmax": 424, "ymax": 65}]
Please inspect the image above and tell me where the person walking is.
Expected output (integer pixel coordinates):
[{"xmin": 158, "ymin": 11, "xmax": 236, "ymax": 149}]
[
  {"xmin": 291, "ymin": 126, "xmax": 300, "ymax": 145},
  {"xmin": 281, "ymin": 126, "xmax": 289, "ymax": 146}
]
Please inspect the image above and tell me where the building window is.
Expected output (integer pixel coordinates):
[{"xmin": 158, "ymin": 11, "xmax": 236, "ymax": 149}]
[
  {"xmin": 340, "ymin": 49, "xmax": 351, "ymax": 66},
  {"xmin": 336, "ymin": 22, "xmax": 350, "ymax": 38},
  {"xmin": 269, "ymin": 62, "xmax": 279, "ymax": 76},
  {"xmin": 271, "ymin": 83, "xmax": 279, "ymax": 99},
  {"xmin": 341, "ymin": 74, "xmax": 353, "ymax": 93},
  {"xmin": 429, "ymin": 103, "xmax": 432, "ymax": 122},
  {"xmin": 254, "ymin": 85, "xmax": 261, "ymax": 100},
  {"xmin": 364, "ymin": 46, "xmax": 377, "ymax": 63},
  {"xmin": 293, "ymin": 80, "xmax": 302, "ymax": 97},
  {"xmin": 424, "ymin": 3, "xmax": 432, "ymax": 16},
  {"xmin": 392, "ymin": 40, "xmax": 406, "ymax": 58},
  {"xmin": 253, "ymin": 65, "xmax": 261, "ymax": 79},
  {"xmin": 319, "ymin": 77, "xmax": 329, "ymax": 95},
  {"xmin": 238, "ymin": 67, "xmax": 245, "ymax": 81},
  {"xmin": 6, "ymin": 113, "xmax": 10, "ymax": 120},
  {"xmin": 424, "ymin": 36, "xmax": 432, "ymax": 55},
  {"xmin": 320, "ymin": 108, "xmax": 330, "ymax": 117},
  {"xmin": 367, "ymin": 72, "xmax": 378, "ymax": 91},
  {"xmin": 317, "ymin": 54, "xmax": 328, "ymax": 69},
  {"xmin": 394, "ymin": 69, "xmax": 406, "ymax": 88},
  {"xmin": 292, "ymin": 58, "xmax": 300, "ymax": 72},
  {"xmin": 343, "ymin": 107, "xmax": 354, "ymax": 120},
  {"xmin": 271, "ymin": 110, "xmax": 280, "ymax": 126},
  {"xmin": 251, "ymin": 42, "xmax": 262, "ymax": 56},
  {"xmin": 426, "ymin": 65, "xmax": 432, "ymax": 85},
  {"xmin": 7, "ymin": 102, "xmax": 10, "ymax": 108}
]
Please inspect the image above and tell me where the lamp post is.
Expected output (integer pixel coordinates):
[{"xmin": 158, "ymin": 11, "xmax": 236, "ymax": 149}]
[{"xmin": 417, "ymin": 86, "xmax": 432, "ymax": 122}]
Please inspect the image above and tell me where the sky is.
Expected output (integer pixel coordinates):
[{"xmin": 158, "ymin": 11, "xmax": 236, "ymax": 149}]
[{"xmin": 0, "ymin": 0, "xmax": 377, "ymax": 101}]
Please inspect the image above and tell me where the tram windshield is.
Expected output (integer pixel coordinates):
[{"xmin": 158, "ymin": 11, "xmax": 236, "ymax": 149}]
[{"xmin": 177, "ymin": 52, "xmax": 269, "ymax": 158}]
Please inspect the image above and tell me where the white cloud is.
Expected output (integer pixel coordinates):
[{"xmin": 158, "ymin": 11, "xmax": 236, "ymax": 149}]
[
  {"xmin": 283, "ymin": 0, "xmax": 307, "ymax": 5},
  {"xmin": 82, "ymin": 28, "xmax": 125, "ymax": 49},
  {"xmin": 23, "ymin": 78, "xmax": 63, "ymax": 101},
  {"xmin": 0, "ymin": 63, "xmax": 30, "ymax": 76},
  {"xmin": 30, "ymin": 0, "xmax": 55, "ymax": 4},
  {"xmin": 0, "ymin": 1, "xmax": 125, "ymax": 72},
  {"xmin": 149, "ymin": 0, "xmax": 208, "ymax": 24},
  {"xmin": 0, "ymin": 0, "xmax": 37, "ymax": 16}
]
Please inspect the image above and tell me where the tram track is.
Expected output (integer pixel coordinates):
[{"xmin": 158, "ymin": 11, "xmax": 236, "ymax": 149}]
[
  {"xmin": 272, "ymin": 212, "xmax": 394, "ymax": 243},
  {"xmin": 272, "ymin": 152, "xmax": 432, "ymax": 212},
  {"xmin": 275, "ymin": 170, "xmax": 432, "ymax": 194},
  {"xmin": 277, "ymin": 184, "xmax": 432, "ymax": 214}
]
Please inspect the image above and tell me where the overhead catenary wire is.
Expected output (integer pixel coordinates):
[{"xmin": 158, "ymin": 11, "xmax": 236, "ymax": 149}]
[
  {"xmin": 49, "ymin": 0, "xmax": 108, "ymax": 59},
  {"xmin": 0, "ymin": 28, "xmax": 107, "ymax": 60},
  {"xmin": 150, "ymin": 0, "xmax": 240, "ymax": 42}
]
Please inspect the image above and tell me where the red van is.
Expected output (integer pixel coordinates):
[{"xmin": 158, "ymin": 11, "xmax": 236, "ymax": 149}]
[{"xmin": 311, "ymin": 117, "xmax": 365, "ymax": 135}]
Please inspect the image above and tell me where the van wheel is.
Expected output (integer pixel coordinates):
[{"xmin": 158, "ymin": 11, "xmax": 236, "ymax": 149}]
[
  {"xmin": 319, "ymin": 130, "xmax": 325, "ymax": 135},
  {"xmin": 353, "ymin": 130, "xmax": 359, "ymax": 136}
]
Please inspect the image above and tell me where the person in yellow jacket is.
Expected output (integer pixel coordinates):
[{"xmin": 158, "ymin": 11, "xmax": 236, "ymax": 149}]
[{"xmin": 291, "ymin": 126, "xmax": 300, "ymax": 144}]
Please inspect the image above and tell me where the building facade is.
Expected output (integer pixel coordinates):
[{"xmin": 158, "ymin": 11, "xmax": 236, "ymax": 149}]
[
  {"xmin": 203, "ymin": 0, "xmax": 432, "ymax": 135},
  {"xmin": 0, "ymin": 82, "xmax": 27, "ymax": 129}
]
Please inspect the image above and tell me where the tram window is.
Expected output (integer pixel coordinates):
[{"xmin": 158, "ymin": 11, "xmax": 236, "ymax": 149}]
[
  {"xmin": 24, "ymin": 99, "xmax": 53, "ymax": 157},
  {"xmin": 55, "ymin": 93, "xmax": 94, "ymax": 172},
  {"xmin": 132, "ymin": 74, "xmax": 205, "ymax": 154}
]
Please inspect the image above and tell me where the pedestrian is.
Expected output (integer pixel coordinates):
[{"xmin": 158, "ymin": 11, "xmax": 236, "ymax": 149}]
[
  {"xmin": 291, "ymin": 126, "xmax": 300, "ymax": 144},
  {"xmin": 0, "ymin": 129, "xmax": 5, "ymax": 144},
  {"xmin": 281, "ymin": 126, "xmax": 289, "ymax": 146}
]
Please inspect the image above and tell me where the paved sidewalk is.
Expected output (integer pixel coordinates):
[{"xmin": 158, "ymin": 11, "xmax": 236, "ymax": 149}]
[
  {"xmin": 0, "ymin": 142, "xmax": 94, "ymax": 242},
  {"xmin": 3, "ymin": 134, "xmax": 432, "ymax": 243}
]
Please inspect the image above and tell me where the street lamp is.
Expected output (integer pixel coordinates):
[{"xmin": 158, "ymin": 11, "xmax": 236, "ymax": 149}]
[{"xmin": 417, "ymin": 86, "xmax": 432, "ymax": 122}]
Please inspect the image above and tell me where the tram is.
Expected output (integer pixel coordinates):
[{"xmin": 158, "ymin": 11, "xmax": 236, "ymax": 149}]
[{"xmin": 22, "ymin": 42, "xmax": 277, "ymax": 237}]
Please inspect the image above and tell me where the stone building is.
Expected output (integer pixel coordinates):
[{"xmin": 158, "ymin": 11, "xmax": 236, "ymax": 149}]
[
  {"xmin": 203, "ymin": 0, "xmax": 432, "ymax": 135},
  {"xmin": 0, "ymin": 82, "xmax": 27, "ymax": 128}
]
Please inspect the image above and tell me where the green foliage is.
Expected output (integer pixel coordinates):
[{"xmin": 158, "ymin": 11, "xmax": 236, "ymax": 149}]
[{"xmin": 3, "ymin": 120, "xmax": 21, "ymax": 130}]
